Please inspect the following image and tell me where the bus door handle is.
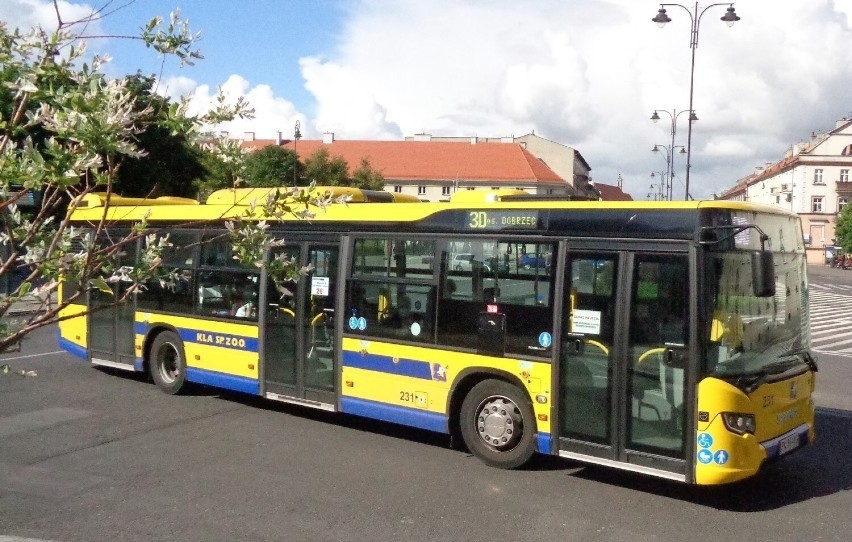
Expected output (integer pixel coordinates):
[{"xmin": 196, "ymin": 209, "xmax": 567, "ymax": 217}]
[
  {"xmin": 663, "ymin": 343, "xmax": 686, "ymax": 368},
  {"xmin": 565, "ymin": 333, "xmax": 585, "ymax": 355}
]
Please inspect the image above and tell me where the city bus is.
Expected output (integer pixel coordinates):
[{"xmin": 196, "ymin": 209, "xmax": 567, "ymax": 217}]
[{"xmin": 57, "ymin": 187, "xmax": 816, "ymax": 485}]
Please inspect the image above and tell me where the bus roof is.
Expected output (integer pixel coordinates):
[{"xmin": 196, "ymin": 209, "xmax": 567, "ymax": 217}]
[{"xmin": 68, "ymin": 187, "xmax": 799, "ymax": 228}]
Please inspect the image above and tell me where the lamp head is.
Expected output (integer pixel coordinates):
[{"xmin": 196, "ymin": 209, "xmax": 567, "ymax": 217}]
[
  {"xmin": 652, "ymin": 7, "xmax": 671, "ymax": 27},
  {"xmin": 721, "ymin": 5, "xmax": 740, "ymax": 27},
  {"xmin": 650, "ymin": 111, "xmax": 661, "ymax": 122},
  {"xmin": 688, "ymin": 111, "xmax": 699, "ymax": 122}
]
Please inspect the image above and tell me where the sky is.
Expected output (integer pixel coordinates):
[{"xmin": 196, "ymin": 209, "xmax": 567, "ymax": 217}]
[{"xmin": 4, "ymin": 0, "xmax": 852, "ymax": 200}]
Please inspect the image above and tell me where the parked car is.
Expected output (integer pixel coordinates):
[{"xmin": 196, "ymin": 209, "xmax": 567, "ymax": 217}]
[
  {"xmin": 451, "ymin": 253, "xmax": 476, "ymax": 271},
  {"xmin": 517, "ymin": 252, "xmax": 550, "ymax": 269}
]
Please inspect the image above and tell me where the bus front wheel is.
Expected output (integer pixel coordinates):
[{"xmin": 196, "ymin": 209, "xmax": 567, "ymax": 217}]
[
  {"xmin": 149, "ymin": 331, "xmax": 188, "ymax": 395},
  {"xmin": 460, "ymin": 380, "xmax": 537, "ymax": 469}
]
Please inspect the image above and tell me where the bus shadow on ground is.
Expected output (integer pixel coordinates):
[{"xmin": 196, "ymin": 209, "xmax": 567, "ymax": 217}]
[
  {"xmin": 563, "ymin": 408, "xmax": 852, "ymax": 512},
  {"xmin": 218, "ymin": 392, "xmax": 850, "ymax": 511}
]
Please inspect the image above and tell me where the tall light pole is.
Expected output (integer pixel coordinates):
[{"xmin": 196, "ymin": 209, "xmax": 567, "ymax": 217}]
[
  {"xmin": 652, "ymin": 2, "xmax": 740, "ymax": 199},
  {"xmin": 651, "ymin": 142, "xmax": 686, "ymax": 200},
  {"xmin": 649, "ymin": 171, "xmax": 668, "ymax": 201},
  {"xmin": 293, "ymin": 120, "xmax": 301, "ymax": 187},
  {"xmin": 651, "ymin": 106, "xmax": 691, "ymax": 198}
]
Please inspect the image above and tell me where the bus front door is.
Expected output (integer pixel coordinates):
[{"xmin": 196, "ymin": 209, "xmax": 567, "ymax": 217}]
[
  {"xmin": 263, "ymin": 243, "xmax": 338, "ymax": 408},
  {"xmin": 558, "ymin": 251, "xmax": 690, "ymax": 480}
]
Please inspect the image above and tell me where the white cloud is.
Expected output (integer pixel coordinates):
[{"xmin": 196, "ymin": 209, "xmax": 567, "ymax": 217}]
[
  {"xmin": 292, "ymin": 0, "xmax": 852, "ymax": 198},
  {"xmin": 1, "ymin": 0, "xmax": 96, "ymax": 33},
  {"xmin": 8, "ymin": 0, "xmax": 852, "ymax": 199},
  {"xmin": 164, "ymin": 74, "xmax": 304, "ymax": 140}
]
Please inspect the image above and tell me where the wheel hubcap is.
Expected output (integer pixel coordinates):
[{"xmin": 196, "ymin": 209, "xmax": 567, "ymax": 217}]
[
  {"xmin": 157, "ymin": 343, "xmax": 179, "ymax": 383},
  {"xmin": 475, "ymin": 395, "xmax": 523, "ymax": 450}
]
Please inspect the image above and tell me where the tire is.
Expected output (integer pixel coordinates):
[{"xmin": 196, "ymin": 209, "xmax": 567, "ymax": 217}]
[
  {"xmin": 149, "ymin": 331, "xmax": 188, "ymax": 395},
  {"xmin": 459, "ymin": 379, "xmax": 537, "ymax": 469}
]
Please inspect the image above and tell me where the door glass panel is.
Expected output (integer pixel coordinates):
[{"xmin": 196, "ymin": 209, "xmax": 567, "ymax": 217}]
[
  {"xmin": 264, "ymin": 247, "xmax": 300, "ymax": 386},
  {"xmin": 560, "ymin": 255, "xmax": 618, "ymax": 443},
  {"xmin": 627, "ymin": 255, "xmax": 688, "ymax": 457},
  {"xmin": 303, "ymin": 247, "xmax": 337, "ymax": 391}
]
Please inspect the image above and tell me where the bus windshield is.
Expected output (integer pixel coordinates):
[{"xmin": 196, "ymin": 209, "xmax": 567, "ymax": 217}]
[{"xmin": 704, "ymin": 211, "xmax": 810, "ymax": 380}]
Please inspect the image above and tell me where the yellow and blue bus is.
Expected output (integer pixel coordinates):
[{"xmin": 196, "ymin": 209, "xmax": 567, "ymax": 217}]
[{"xmin": 58, "ymin": 187, "xmax": 816, "ymax": 485}]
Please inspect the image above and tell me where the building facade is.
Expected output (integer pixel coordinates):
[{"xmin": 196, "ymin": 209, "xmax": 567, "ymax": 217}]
[
  {"xmin": 239, "ymin": 132, "xmax": 592, "ymax": 202},
  {"xmin": 717, "ymin": 118, "xmax": 852, "ymax": 264}
]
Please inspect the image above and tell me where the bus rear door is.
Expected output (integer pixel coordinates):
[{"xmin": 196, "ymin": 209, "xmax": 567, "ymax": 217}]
[{"xmin": 88, "ymin": 234, "xmax": 136, "ymax": 370}]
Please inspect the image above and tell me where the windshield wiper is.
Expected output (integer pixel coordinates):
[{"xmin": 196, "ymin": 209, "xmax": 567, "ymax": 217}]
[{"xmin": 733, "ymin": 352, "xmax": 815, "ymax": 393}]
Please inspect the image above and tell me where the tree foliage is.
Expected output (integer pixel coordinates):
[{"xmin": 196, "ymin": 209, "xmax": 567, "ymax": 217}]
[
  {"xmin": 835, "ymin": 205, "xmax": 852, "ymax": 253},
  {"xmin": 351, "ymin": 157, "xmax": 385, "ymax": 190},
  {"xmin": 0, "ymin": 3, "xmax": 323, "ymax": 358},
  {"xmin": 303, "ymin": 147, "xmax": 349, "ymax": 186},
  {"xmin": 302, "ymin": 147, "xmax": 384, "ymax": 190},
  {"xmin": 113, "ymin": 73, "xmax": 206, "ymax": 198},
  {"xmin": 243, "ymin": 145, "xmax": 300, "ymax": 188}
]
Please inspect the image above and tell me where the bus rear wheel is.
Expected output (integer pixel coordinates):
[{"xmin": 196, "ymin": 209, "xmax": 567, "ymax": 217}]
[
  {"xmin": 149, "ymin": 331, "xmax": 188, "ymax": 395},
  {"xmin": 460, "ymin": 380, "xmax": 537, "ymax": 469}
]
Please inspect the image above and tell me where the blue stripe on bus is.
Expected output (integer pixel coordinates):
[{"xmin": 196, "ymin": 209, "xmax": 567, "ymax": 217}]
[
  {"xmin": 135, "ymin": 358, "xmax": 145, "ymax": 372},
  {"xmin": 133, "ymin": 323, "xmax": 259, "ymax": 352},
  {"xmin": 537, "ymin": 432, "xmax": 552, "ymax": 454},
  {"xmin": 185, "ymin": 367, "xmax": 259, "ymax": 395},
  {"xmin": 341, "ymin": 397, "xmax": 449, "ymax": 433},
  {"xmin": 341, "ymin": 350, "xmax": 433, "ymax": 380},
  {"xmin": 58, "ymin": 336, "xmax": 88, "ymax": 360}
]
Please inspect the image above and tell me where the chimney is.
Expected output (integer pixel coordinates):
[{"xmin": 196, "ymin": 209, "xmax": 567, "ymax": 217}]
[
  {"xmin": 470, "ymin": 137, "xmax": 477, "ymax": 145},
  {"xmin": 414, "ymin": 133, "xmax": 432, "ymax": 142},
  {"xmin": 276, "ymin": 131, "xmax": 282, "ymax": 145},
  {"xmin": 243, "ymin": 131, "xmax": 255, "ymax": 141},
  {"xmin": 323, "ymin": 132, "xmax": 335, "ymax": 144}
]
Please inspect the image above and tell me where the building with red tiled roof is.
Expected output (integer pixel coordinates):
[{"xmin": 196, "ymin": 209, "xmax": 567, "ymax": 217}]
[
  {"xmin": 593, "ymin": 182, "xmax": 633, "ymax": 201},
  {"xmin": 716, "ymin": 117, "xmax": 852, "ymax": 263},
  {"xmin": 238, "ymin": 131, "xmax": 589, "ymax": 201}
]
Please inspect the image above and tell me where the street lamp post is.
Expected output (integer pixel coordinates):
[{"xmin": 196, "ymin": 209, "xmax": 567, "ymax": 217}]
[
  {"xmin": 293, "ymin": 120, "xmax": 301, "ymax": 187},
  {"xmin": 649, "ymin": 171, "xmax": 668, "ymax": 201},
  {"xmin": 652, "ymin": 2, "xmax": 740, "ymax": 199},
  {"xmin": 651, "ymin": 108, "xmax": 692, "ymax": 200},
  {"xmin": 651, "ymin": 143, "xmax": 686, "ymax": 200}
]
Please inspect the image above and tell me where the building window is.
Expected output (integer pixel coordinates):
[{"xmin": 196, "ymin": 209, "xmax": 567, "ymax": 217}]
[
  {"xmin": 491, "ymin": 187, "xmax": 499, "ymax": 190},
  {"xmin": 441, "ymin": 186, "xmax": 451, "ymax": 196},
  {"xmin": 841, "ymin": 169, "xmax": 849, "ymax": 183},
  {"xmin": 417, "ymin": 185, "xmax": 426, "ymax": 196},
  {"xmin": 467, "ymin": 187, "xmax": 475, "ymax": 191},
  {"xmin": 812, "ymin": 196, "xmax": 824, "ymax": 213},
  {"xmin": 393, "ymin": 185, "xmax": 402, "ymax": 193},
  {"xmin": 839, "ymin": 197, "xmax": 848, "ymax": 213},
  {"xmin": 813, "ymin": 169, "xmax": 824, "ymax": 184}
]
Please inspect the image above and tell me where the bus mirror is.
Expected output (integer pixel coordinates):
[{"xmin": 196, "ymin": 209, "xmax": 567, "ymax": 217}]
[{"xmin": 751, "ymin": 251, "xmax": 776, "ymax": 297}]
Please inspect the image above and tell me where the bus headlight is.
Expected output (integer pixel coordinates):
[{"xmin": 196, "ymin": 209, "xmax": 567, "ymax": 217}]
[{"xmin": 721, "ymin": 412, "xmax": 756, "ymax": 435}]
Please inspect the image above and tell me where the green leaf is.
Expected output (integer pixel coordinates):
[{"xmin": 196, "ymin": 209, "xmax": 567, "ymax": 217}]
[
  {"xmin": 17, "ymin": 281, "xmax": 31, "ymax": 296},
  {"xmin": 91, "ymin": 278, "xmax": 114, "ymax": 295}
]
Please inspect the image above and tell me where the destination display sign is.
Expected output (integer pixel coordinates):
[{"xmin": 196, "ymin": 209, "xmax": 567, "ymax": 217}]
[{"xmin": 465, "ymin": 210, "xmax": 541, "ymax": 230}]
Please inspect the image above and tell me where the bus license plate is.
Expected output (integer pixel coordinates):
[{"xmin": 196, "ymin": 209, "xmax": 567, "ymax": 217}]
[{"xmin": 778, "ymin": 433, "xmax": 799, "ymax": 455}]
